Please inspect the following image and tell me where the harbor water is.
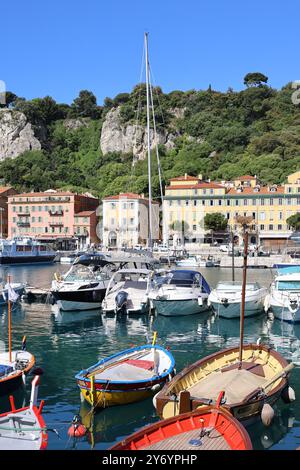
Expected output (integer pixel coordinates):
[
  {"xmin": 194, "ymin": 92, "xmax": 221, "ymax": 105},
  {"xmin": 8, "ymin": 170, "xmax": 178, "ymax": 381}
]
[{"xmin": 0, "ymin": 264, "xmax": 300, "ymax": 450}]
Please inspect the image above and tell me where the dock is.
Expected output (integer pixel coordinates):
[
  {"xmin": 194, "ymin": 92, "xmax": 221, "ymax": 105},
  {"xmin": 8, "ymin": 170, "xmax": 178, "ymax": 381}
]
[{"xmin": 22, "ymin": 286, "xmax": 52, "ymax": 303}]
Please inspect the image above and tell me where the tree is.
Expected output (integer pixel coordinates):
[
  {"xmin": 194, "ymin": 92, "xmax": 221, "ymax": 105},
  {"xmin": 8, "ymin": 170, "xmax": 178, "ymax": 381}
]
[
  {"xmin": 0, "ymin": 91, "xmax": 19, "ymax": 108},
  {"xmin": 287, "ymin": 213, "xmax": 300, "ymax": 230},
  {"xmin": 71, "ymin": 90, "xmax": 100, "ymax": 119},
  {"xmin": 204, "ymin": 213, "xmax": 228, "ymax": 232},
  {"xmin": 244, "ymin": 72, "xmax": 268, "ymax": 88}
]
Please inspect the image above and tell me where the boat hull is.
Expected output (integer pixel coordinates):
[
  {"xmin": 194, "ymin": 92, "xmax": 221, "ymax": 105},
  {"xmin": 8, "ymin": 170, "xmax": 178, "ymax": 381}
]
[
  {"xmin": 210, "ymin": 299, "xmax": 265, "ymax": 319},
  {"xmin": 271, "ymin": 304, "xmax": 300, "ymax": 323},
  {"xmin": 52, "ymin": 287, "xmax": 106, "ymax": 311},
  {"xmin": 153, "ymin": 298, "xmax": 209, "ymax": 316},
  {"xmin": 0, "ymin": 255, "xmax": 55, "ymax": 265},
  {"xmin": 0, "ymin": 351, "xmax": 35, "ymax": 396}
]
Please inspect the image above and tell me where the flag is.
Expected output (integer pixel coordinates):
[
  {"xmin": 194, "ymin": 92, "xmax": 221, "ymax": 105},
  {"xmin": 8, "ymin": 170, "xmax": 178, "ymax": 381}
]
[{"xmin": 7, "ymin": 284, "xmax": 19, "ymax": 302}]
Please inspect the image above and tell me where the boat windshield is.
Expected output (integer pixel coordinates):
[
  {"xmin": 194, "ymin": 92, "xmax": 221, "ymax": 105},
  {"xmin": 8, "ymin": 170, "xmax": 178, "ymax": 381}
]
[
  {"xmin": 276, "ymin": 281, "xmax": 300, "ymax": 291},
  {"xmin": 216, "ymin": 281, "xmax": 260, "ymax": 291},
  {"xmin": 113, "ymin": 271, "xmax": 150, "ymax": 284},
  {"xmin": 64, "ymin": 265, "xmax": 109, "ymax": 282}
]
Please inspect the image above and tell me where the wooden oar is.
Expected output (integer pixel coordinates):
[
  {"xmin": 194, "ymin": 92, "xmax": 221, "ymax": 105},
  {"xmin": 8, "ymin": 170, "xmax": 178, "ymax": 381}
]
[{"xmin": 245, "ymin": 362, "xmax": 294, "ymax": 401}]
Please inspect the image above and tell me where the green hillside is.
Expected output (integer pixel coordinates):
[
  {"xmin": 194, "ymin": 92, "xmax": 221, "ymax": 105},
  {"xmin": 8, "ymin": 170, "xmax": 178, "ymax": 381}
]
[{"xmin": 1, "ymin": 75, "xmax": 300, "ymax": 198}]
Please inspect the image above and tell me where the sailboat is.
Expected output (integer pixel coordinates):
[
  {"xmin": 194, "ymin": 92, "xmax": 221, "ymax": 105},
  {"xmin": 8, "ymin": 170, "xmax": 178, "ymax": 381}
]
[
  {"xmin": 0, "ymin": 275, "xmax": 35, "ymax": 395},
  {"xmin": 154, "ymin": 217, "xmax": 296, "ymax": 424}
]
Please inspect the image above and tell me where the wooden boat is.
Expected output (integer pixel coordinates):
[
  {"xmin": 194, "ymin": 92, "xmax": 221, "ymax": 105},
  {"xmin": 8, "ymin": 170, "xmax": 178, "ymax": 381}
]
[
  {"xmin": 75, "ymin": 338, "xmax": 175, "ymax": 409},
  {"xmin": 155, "ymin": 343, "xmax": 294, "ymax": 422},
  {"xmin": 0, "ymin": 375, "xmax": 48, "ymax": 450},
  {"xmin": 110, "ymin": 391, "xmax": 252, "ymax": 450},
  {"xmin": 0, "ymin": 275, "xmax": 35, "ymax": 395}
]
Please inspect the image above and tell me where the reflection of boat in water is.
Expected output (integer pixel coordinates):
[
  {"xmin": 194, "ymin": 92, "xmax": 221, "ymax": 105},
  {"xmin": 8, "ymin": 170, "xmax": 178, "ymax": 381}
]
[
  {"xmin": 79, "ymin": 399, "xmax": 158, "ymax": 445},
  {"xmin": 51, "ymin": 304, "xmax": 101, "ymax": 324},
  {"xmin": 247, "ymin": 406, "xmax": 294, "ymax": 450}
]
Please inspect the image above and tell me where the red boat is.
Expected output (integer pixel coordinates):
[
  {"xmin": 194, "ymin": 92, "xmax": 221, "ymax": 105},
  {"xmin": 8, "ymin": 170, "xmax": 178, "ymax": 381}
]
[
  {"xmin": 0, "ymin": 375, "xmax": 48, "ymax": 450},
  {"xmin": 110, "ymin": 391, "xmax": 252, "ymax": 451}
]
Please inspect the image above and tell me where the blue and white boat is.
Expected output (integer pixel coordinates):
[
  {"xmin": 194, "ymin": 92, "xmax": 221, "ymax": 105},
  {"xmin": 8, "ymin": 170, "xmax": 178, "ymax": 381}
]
[
  {"xmin": 208, "ymin": 281, "xmax": 267, "ymax": 319},
  {"xmin": 0, "ymin": 237, "xmax": 56, "ymax": 265},
  {"xmin": 265, "ymin": 266, "xmax": 300, "ymax": 323},
  {"xmin": 149, "ymin": 270, "xmax": 211, "ymax": 316}
]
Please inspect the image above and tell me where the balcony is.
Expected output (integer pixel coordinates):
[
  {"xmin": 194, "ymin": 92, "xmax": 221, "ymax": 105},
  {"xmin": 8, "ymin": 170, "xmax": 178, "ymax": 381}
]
[
  {"xmin": 49, "ymin": 222, "xmax": 64, "ymax": 227},
  {"xmin": 17, "ymin": 212, "xmax": 30, "ymax": 217},
  {"xmin": 49, "ymin": 210, "xmax": 64, "ymax": 216},
  {"xmin": 17, "ymin": 221, "xmax": 30, "ymax": 227}
]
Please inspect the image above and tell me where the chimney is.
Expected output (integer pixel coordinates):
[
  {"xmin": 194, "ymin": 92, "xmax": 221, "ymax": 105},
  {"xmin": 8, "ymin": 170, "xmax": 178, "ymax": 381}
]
[
  {"xmin": 198, "ymin": 174, "xmax": 202, "ymax": 181},
  {"xmin": 184, "ymin": 173, "xmax": 187, "ymax": 180}
]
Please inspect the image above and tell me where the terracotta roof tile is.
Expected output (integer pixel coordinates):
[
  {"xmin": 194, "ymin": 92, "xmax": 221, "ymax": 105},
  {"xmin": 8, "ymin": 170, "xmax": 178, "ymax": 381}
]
[{"xmin": 166, "ymin": 182, "xmax": 225, "ymax": 190}]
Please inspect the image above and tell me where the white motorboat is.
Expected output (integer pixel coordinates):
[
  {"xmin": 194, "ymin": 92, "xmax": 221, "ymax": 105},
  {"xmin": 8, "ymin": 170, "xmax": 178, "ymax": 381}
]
[
  {"xmin": 51, "ymin": 254, "xmax": 113, "ymax": 311},
  {"xmin": 102, "ymin": 269, "xmax": 152, "ymax": 314},
  {"xmin": 264, "ymin": 267, "xmax": 300, "ymax": 323},
  {"xmin": 149, "ymin": 270, "xmax": 211, "ymax": 316},
  {"xmin": 176, "ymin": 256, "xmax": 200, "ymax": 267},
  {"xmin": 208, "ymin": 281, "xmax": 268, "ymax": 319}
]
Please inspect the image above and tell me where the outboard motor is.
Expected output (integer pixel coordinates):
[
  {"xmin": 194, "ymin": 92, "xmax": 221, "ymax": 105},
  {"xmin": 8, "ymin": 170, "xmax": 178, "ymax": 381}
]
[{"xmin": 115, "ymin": 291, "xmax": 128, "ymax": 312}]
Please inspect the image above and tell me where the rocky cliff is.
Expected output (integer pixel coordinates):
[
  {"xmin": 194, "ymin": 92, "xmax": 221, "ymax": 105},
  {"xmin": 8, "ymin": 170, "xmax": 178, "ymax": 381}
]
[
  {"xmin": 0, "ymin": 109, "xmax": 41, "ymax": 160},
  {"xmin": 100, "ymin": 107, "xmax": 177, "ymax": 159}
]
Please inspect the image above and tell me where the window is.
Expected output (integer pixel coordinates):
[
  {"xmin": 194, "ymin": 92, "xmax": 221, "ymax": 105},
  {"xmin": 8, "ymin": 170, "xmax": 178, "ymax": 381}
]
[
  {"xmin": 177, "ymin": 200, "xmax": 181, "ymax": 206},
  {"xmin": 13, "ymin": 217, "xmax": 16, "ymax": 223},
  {"xmin": 193, "ymin": 225, "xmax": 197, "ymax": 231},
  {"xmin": 32, "ymin": 217, "xmax": 35, "ymax": 223},
  {"xmin": 130, "ymin": 202, "xmax": 134, "ymax": 209},
  {"xmin": 13, "ymin": 206, "xmax": 16, "ymax": 212},
  {"xmin": 210, "ymin": 189, "xmax": 214, "ymax": 195},
  {"xmin": 111, "ymin": 202, "xmax": 116, "ymax": 209},
  {"xmin": 38, "ymin": 217, "xmax": 42, "ymax": 223},
  {"xmin": 260, "ymin": 224, "xmax": 265, "ymax": 230},
  {"xmin": 122, "ymin": 203, "xmax": 126, "ymax": 210},
  {"xmin": 278, "ymin": 198, "xmax": 283, "ymax": 205},
  {"xmin": 259, "ymin": 212, "xmax": 265, "ymax": 220},
  {"xmin": 186, "ymin": 200, "xmax": 189, "ymax": 206},
  {"xmin": 130, "ymin": 218, "xmax": 134, "ymax": 225},
  {"xmin": 122, "ymin": 218, "xmax": 126, "ymax": 225},
  {"xmin": 270, "ymin": 198, "xmax": 274, "ymax": 206},
  {"xmin": 227, "ymin": 200, "xmax": 230, "ymax": 206},
  {"xmin": 260, "ymin": 199, "xmax": 265, "ymax": 206},
  {"xmin": 193, "ymin": 212, "xmax": 196, "ymax": 221},
  {"xmin": 202, "ymin": 200, "xmax": 205, "ymax": 206},
  {"xmin": 279, "ymin": 212, "xmax": 283, "ymax": 220},
  {"xmin": 288, "ymin": 187, "xmax": 292, "ymax": 193},
  {"xmin": 110, "ymin": 218, "xmax": 115, "ymax": 225},
  {"xmin": 269, "ymin": 211, "xmax": 274, "ymax": 221},
  {"xmin": 244, "ymin": 199, "xmax": 248, "ymax": 206},
  {"xmin": 288, "ymin": 198, "xmax": 292, "ymax": 205},
  {"xmin": 226, "ymin": 213, "xmax": 230, "ymax": 219},
  {"xmin": 193, "ymin": 200, "xmax": 197, "ymax": 206},
  {"xmin": 218, "ymin": 200, "xmax": 222, "ymax": 206},
  {"xmin": 194, "ymin": 189, "xmax": 198, "ymax": 195},
  {"xmin": 269, "ymin": 224, "xmax": 274, "ymax": 231},
  {"xmin": 210, "ymin": 200, "xmax": 214, "ymax": 206},
  {"xmin": 253, "ymin": 199, "xmax": 256, "ymax": 205},
  {"xmin": 169, "ymin": 201, "xmax": 172, "ymax": 207},
  {"xmin": 38, "ymin": 206, "xmax": 42, "ymax": 211},
  {"xmin": 202, "ymin": 189, "xmax": 206, "ymax": 195},
  {"xmin": 278, "ymin": 224, "xmax": 282, "ymax": 230},
  {"xmin": 32, "ymin": 206, "xmax": 36, "ymax": 212},
  {"xmin": 252, "ymin": 212, "xmax": 256, "ymax": 219},
  {"xmin": 84, "ymin": 217, "xmax": 88, "ymax": 222},
  {"xmin": 235, "ymin": 200, "xmax": 239, "ymax": 206}
]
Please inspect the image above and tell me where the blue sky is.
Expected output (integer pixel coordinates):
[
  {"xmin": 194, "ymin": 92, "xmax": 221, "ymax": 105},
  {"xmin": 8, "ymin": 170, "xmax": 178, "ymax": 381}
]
[{"xmin": 1, "ymin": 0, "xmax": 299, "ymax": 104}]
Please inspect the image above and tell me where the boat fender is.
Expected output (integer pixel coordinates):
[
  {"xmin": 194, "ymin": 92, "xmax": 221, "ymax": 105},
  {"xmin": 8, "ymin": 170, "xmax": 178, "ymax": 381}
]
[
  {"xmin": 261, "ymin": 403, "xmax": 274, "ymax": 427},
  {"xmin": 68, "ymin": 415, "xmax": 87, "ymax": 438},
  {"xmin": 281, "ymin": 386, "xmax": 296, "ymax": 404},
  {"xmin": 198, "ymin": 297, "xmax": 203, "ymax": 306},
  {"xmin": 151, "ymin": 383, "xmax": 161, "ymax": 392},
  {"xmin": 256, "ymin": 337, "xmax": 262, "ymax": 346}
]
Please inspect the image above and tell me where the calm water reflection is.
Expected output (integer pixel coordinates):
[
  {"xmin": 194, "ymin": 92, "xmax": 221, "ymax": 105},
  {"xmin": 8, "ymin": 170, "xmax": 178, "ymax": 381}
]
[{"xmin": 0, "ymin": 265, "xmax": 299, "ymax": 450}]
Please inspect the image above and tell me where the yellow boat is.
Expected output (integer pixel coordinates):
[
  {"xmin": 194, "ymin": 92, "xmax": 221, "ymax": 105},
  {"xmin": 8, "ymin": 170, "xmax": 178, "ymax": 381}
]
[
  {"xmin": 155, "ymin": 343, "xmax": 295, "ymax": 422},
  {"xmin": 75, "ymin": 342, "xmax": 175, "ymax": 409}
]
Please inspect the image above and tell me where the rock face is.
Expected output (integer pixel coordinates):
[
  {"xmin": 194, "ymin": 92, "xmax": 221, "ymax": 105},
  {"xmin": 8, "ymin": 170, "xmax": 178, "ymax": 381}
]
[
  {"xmin": 100, "ymin": 108, "xmax": 177, "ymax": 159},
  {"xmin": 0, "ymin": 109, "xmax": 41, "ymax": 160},
  {"xmin": 63, "ymin": 118, "xmax": 90, "ymax": 131}
]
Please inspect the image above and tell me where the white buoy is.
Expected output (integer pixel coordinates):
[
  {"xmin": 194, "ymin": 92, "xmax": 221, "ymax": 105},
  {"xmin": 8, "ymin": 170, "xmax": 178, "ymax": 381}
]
[
  {"xmin": 281, "ymin": 386, "xmax": 296, "ymax": 404},
  {"xmin": 151, "ymin": 383, "xmax": 161, "ymax": 392},
  {"xmin": 261, "ymin": 403, "xmax": 275, "ymax": 426}
]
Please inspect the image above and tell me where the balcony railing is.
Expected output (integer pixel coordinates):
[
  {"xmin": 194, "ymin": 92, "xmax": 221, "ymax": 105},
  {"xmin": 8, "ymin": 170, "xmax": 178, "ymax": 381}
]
[
  {"xmin": 17, "ymin": 222, "xmax": 30, "ymax": 227},
  {"xmin": 49, "ymin": 222, "xmax": 64, "ymax": 227},
  {"xmin": 49, "ymin": 210, "xmax": 64, "ymax": 216},
  {"xmin": 17, "ymin": 212, "xmax": 30, "ymax": 217}
]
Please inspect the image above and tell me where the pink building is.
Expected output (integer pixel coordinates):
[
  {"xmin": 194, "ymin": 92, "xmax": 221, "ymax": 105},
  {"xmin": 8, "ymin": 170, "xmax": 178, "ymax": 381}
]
[
  {"xmin": 0, "ymin": 187, "xmax": 17, "ymax": 238},
  {"xmin": 8, "ymin": 190, "xmax": 100, "ymax": 248}
]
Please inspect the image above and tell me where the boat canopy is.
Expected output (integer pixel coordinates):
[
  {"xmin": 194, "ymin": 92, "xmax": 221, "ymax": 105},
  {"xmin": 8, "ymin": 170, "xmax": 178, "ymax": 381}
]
[
  {"xmin": 167, "ymin": 270, "xmax": 211, "ymax": 294},
  {"xmin": 73, "ymin": 253, "xmax": 112, "ymax": 267},
  {"xmin": 277, "ymin": 266, "xmax": 300, "ymax": 276}
]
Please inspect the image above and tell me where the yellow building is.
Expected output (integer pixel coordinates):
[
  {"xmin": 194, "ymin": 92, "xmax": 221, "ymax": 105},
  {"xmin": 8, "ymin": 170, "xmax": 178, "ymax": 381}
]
[
  {"xmin": 102, "ymin": 192, "xmax": 159, "ymax": 248},
  {"xmin": 163, "ymin": 171, "xmax": 300, "ymax": 249}
]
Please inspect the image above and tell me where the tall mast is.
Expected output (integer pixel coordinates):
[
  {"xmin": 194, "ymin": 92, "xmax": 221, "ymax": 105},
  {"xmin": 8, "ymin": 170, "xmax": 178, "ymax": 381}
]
[{"xmin": 145, "ymin": 32, "xmax": 153, "ymax": 249}]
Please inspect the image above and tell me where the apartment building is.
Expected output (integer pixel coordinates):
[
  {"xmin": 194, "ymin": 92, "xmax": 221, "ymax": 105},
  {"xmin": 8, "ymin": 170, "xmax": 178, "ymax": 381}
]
[
  {"xmin": 8, "ymin": 190, "xmax": 100, "ymax": 248},
  {"xmin": 102, "ymin": 192, "xmax": 159, "ymax": 248},
  {"xmin": 163, "ymin": 171, "xmax": 300, "ymax": 249},
  {"xmin": 0, "ymin": 187, "xmax": 17, "ymax": 238}
]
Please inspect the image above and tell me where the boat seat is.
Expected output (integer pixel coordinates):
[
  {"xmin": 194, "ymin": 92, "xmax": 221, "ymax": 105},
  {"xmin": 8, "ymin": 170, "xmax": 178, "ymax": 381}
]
[
  {"xmin": 94, "ymin": 362, "xmax": 155, "ymax": 381},
  {"xmin": 188, "ymin": 368, "xmax": 268, "ymax": 405}
]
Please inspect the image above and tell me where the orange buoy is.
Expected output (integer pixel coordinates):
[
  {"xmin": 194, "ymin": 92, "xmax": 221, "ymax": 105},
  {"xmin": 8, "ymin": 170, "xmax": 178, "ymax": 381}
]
[{"xmin": 68, "ymin": 415, "xmax": 87, "ymax": 438}]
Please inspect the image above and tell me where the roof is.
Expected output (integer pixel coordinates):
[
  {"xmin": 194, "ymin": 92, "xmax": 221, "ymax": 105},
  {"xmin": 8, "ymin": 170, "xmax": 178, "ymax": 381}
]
[
  {"xmin": 75, "ymin": 211, "xmax": 95, "ymax": 217},
  {"xmin": 166, "ymin": 182, "xmax": 225, "ymax": 190},
  {"xmin": 0, "ymin": 187, "xmax": 14, "ymax": 195},
  {"xmin": 8, "ymin": 191, "xmax": 97, "ymax": 199},
  {"xmin": 228, "ymin": 186, "xmax": 284, "ymax": 195},
  {"xmin": 169, "ymin": 175, "xmax": 199, "ymax": 181},
  {"xmin": 103, "ymin": 192, "xmax": 159, "ymax": 204},
  {"xmin": 235, "ymin": 175, "xmax": 256, "ymax": 181}
]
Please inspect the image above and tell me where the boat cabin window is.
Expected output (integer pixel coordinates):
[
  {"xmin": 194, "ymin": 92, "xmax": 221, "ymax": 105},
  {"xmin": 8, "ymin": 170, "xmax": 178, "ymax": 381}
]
[{"xmin": 276, "ymin": 281, "xmax": 300, "ymax": 291}]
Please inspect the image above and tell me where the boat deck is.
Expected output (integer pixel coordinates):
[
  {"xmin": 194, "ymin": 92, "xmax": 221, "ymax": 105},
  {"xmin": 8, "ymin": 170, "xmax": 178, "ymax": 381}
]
[
  {"xmin": 94, "ymin": 360, "xmax": 155, "ymax": 381},
  {"xmin": 0, "ymin": 411, "xmax": 41, "ymax": 450},
  {"xmin": 145, "ymin": 428, "xmax": 230, "ymax": 450},
  {"xmin": 188, "ymin": 367, "xmax": 267, "ymax": 404}
]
